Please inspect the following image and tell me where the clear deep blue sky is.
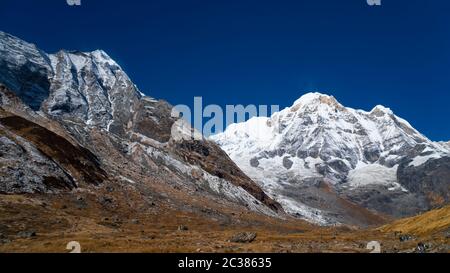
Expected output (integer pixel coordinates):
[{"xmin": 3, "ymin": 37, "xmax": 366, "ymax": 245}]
[{"xmin": 1, "ymin": 0, "xmax": 449, "ymax": 140}]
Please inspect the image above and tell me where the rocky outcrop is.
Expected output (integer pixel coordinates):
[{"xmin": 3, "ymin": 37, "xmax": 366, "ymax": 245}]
[
  {"xmin": 173, "ymin": 140, "xmax": 282, "ymax": 212},
  {"xmin": 0, "ymin": 129, "xmax": 75, "ymax": 193},
  {"xmin": 0, "ymin": 115, "xmax": 106, "ymax": 193},
  {"xmin": 0, "ymin": 114, "xmax": 107, "ymax": 187},
  {"xmin": 229, "ymin": 232, "xmax": 257, "ymax": 243}
]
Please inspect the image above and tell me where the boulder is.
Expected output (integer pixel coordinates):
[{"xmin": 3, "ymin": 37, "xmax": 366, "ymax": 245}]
[{"xmin": 229, "ymin": 232, "xmax": 257, "ymax": 243}]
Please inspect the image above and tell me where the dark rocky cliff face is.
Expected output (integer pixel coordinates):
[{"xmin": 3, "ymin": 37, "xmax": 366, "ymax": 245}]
[
  {"xmin": 398, "ymin": 157, "xmax": 450, "ymax": 208},
  {"xmin": 0, "ymin": 32, "xmax": 52, "ymax": 110}
]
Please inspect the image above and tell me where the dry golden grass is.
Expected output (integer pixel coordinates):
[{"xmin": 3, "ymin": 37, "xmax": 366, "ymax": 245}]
[
  {"xmin": 0, "ymin": 192, "xmax": 448, "ymax": 253},
  {"xmin": 380, "ymin": 206, "xmax": 450, "ymax": 236}
]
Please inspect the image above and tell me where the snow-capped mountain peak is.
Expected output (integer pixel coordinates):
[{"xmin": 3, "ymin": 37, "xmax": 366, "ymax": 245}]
[
  {"xmin": 45, "ymin": 47, "xmax": 145, "ymax": 134},
  {"xmin": 288, "ymin": 92, "xmax": 345, "ymax": 115},
  {"xmin": 370, "ymin": 105, "xmax": 394, "ymax": 116},
  {"xmin": 214, "ymin": 92, "xmax": 444, "ymax": 173},
  {"xmin": 0, "ymin": 31, "xmax": 148, "ymax": 135},
  {"xmin": 292, "ymin": 92, "xmax": 337, "ymax": 105},
  {"xmin": 212, "ymin": 92, "xmax": 450, "ymax": 224}
]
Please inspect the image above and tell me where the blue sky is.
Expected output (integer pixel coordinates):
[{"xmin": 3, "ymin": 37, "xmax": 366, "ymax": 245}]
[{"xmin": 1, "ymin": 0, "xmax": 449, "ymax": 140}]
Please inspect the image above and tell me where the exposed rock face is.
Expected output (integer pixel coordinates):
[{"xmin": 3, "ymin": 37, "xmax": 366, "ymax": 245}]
[
  {"xmin": 212, "ymin": 93, "xmax": 450, "ymax": 225},
  {"xmin": 45, "ymin": 49, "xmax": 143, "ymax": 136},
  {"xmin": 173, "ymin": 140, "xmax": 282, "ymax": 211},
  {"xmin": 0, "ymin": 84, "xmax": 107, "ymax": 193},
  {"xmin": 0, "ymin": 132, "xmax": 75, "ymax": 193},
  {"xmin": 0, "ymin": 31, "xmax": 282, "ymax": 217},
  {"xmin": 398, "ymin": 157, "xmax": 450, "ymax": 208},
  {"xmin": 0, "ymin": 114, "xmax": 107, "ymax": 189},
  {"xmin": 0, "ymin": 32, "xmax": 51, "ymax": 110}
]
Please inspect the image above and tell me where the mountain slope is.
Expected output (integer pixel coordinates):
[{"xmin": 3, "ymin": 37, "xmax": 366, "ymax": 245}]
[
  {"xmin": 380, "ymin": 205, "xmax": 450, "ymax": 236},
  {"xmin": 0, "ymin": 31, "xmax": 282, "ymax": 218},
  {"xmin": 212, "ymin": 93, "xmax": 450, "ymax": 225}
]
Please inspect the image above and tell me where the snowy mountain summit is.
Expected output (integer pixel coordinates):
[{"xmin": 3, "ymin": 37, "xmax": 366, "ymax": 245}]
[
  {"xmin": 212, "ymin": 93, "xmax": 450, "ymax": 225},
  {"xmin": 0, "ymin": 31, "xmax": 147, "ymax": 136}
]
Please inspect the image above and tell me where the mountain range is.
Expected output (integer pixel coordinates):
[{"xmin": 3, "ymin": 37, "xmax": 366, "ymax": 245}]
[{"xmin": 0, "ymin": 29, "xmax": 448, "ymax": 239}]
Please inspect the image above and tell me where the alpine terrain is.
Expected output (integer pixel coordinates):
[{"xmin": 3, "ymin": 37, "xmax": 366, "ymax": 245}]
[
  {"xmin": 0, "ymin": 31, "xmax": 448, "ymax": 253},
  {"xmin": 212, "ymin": 93, "xmax": 450, "ymax": 225},
  {"xmin": 0, "ymin": 30, "xmax": 282, "ymax": 213}
]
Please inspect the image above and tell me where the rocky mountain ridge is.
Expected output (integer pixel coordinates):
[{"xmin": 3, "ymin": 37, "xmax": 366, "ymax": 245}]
[{"xmin": 0, "ymin": 31, "xmax": 282, "ymax": 218}]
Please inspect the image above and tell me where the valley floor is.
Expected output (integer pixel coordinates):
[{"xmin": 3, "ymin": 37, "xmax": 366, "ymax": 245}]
[{"xmin": 0, "ymin": 194, "xmax": 448, "ymax": 253}]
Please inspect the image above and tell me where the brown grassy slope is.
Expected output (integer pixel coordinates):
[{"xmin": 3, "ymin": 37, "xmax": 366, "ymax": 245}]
[{"xmin": 380, "ymin": 205, "xmax": 450, "ymax": 236}]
